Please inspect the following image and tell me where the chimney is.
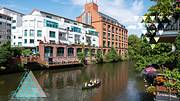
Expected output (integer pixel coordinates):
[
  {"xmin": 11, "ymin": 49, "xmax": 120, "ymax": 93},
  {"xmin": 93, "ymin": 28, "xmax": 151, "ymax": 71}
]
[{"xmin": 85, "ymin": 2, "xmax": 98, "ymax": 12}]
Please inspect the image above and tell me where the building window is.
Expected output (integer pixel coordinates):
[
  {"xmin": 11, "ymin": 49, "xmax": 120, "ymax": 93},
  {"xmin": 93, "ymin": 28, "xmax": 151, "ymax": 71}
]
[
  {"xmin": 71, "ymin": 26, "xmax": 81, "ymax": 33},
  {"xmin": 45, "ymin": 20, "xmax": 58, "ymax": 28},
  {"xmin": 59, "ymin": 32, "xmax": 67, "ymax": 41},
  {"xmin": 18, "ymin": 42, "xmax": 22, "ymax": 46},
  {"xmin": 30, "ymin": 30, "xmax": 34, "ymax": 36},
  {"xmin": 0, "ymin": 22, "xmax": 2, "ymax": 25},
  {"xmin": 7, "ymin": 29, "xmax": 11, "ymax": 32},
  {"xmin": 12, "ymin": 20, "xmax": 16, "ymax": 23},
  {"xmin": 108, "ymin": 41, "xmax": 110, "ymax": 47},
  {"xmin": 12, "ymin": 26, "xmax": 16, "ymax": 29},
  {"xmin": 0, "ymin": 35, "xmax": 1, "ymax": 38},
  {"xmin": 57, "ymin": 47, "xmax": 64, "ymax": 56},
  {"xmin": 7, "ymin": 36, "xmax": 11, "ymax": 39},
  {"xmin": 24, "ymin": 30, "xmax": 27, "ymax": 36},
  {"xmin": 49, "ymin": 31, "xmax": 55, "ymax": 38},
  {"xmin": 7, "ymin": 17, "xmax": 11, "ymax": 21},
  {"xmin": 24, "ymin": 39, "xmax": 27, "ymax": 44},
  {"xmin": 7, "ymin": 23, "xmax": 11, "ymax": 27},
  {"xmin": 103, "ymin": 32, "xmax": 106, "ymax": 38},
  {"xmin": 37, "ymin": 30, "xmax": 42, "ymax": 37},
  {"xmin": 30, "ymin": 39, "xmax": 34, "ymax": 43},
  {"xmin": 68, "ymin": 48, "xmax": 74, "ymax": 56},
  {"xmin": 108, "ymin": 33, "xmax": 110, "ymax": 39},
  {"xmin": 112, "ymin": 34, "xmax": 114, "ymax": 40},
  {"xmin": 14, "ymin": 36, "xmax": 16, "ymax": 39},
  {"xmin": 103, "ymin": 41, "xmax": 106, "ymax": 47}
]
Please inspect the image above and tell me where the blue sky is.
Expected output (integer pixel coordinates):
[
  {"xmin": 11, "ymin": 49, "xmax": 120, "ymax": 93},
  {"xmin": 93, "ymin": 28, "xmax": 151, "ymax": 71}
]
[{"xmin": 0, "ymin": 0, "xmax": 155, "ymax": 35}]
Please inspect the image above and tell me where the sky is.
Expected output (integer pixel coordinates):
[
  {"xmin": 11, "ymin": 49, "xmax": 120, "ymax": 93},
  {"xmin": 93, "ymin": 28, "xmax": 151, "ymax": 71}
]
[{"xmin": 0, "ymin": 0, "xmax": 155, "ymax": 36}]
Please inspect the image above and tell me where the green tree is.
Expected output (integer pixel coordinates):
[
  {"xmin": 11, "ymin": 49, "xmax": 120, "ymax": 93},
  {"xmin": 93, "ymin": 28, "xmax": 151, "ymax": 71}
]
[
  {"xmin": 22, "ymin": 49, "xmax": 32, "ymax": 56},
  {"xmin": 175, "ymin": 33, "xmax": 180, "ymax": 69},
  {"xmin": 0, "ymin": 42, "xmax": 13, "ymax": 65},
  {"xmin": 77, "ymin": 51, "xmax": 85, "ymax": 64},
  {"xmin": 105, "ymin": 47, "xmax": 120, "ymax": 62},
  {"xmin": 128, "ymin": 34, "xmax": 142, "ymax": 59},
  {"xmin": 129, "ymin": 34, "xmax": 174, "ymax": 71},
  {"xmin": 95, "ymin": 51, "xmax": 103, "ymax": 63}
]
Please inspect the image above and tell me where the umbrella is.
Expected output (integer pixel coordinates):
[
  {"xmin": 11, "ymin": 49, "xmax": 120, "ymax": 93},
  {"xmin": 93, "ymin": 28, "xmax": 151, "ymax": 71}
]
[{"xmin": 144, "ymin": 66, "xmax": 157, "ymax": 74}]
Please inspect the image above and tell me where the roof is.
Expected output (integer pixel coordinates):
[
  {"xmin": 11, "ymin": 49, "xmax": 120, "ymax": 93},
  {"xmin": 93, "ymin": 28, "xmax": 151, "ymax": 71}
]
[
  {"xmin": 31, "ymin": 9, "xmax": 94, "ymax": 28},
  {"xmin": 0, "ymin": 13, "xmax": 12, "ymax": 18},
  {"xmin": 98, "ymin": 12, "xmax": 118, "ymax": 23},
  {"xmin": 98, "ymin": 12, "xmax": 126, "ymax": 29},
  {"xmin": 0, "ymin": 7, "xmax": 24, "ymax": 15}
]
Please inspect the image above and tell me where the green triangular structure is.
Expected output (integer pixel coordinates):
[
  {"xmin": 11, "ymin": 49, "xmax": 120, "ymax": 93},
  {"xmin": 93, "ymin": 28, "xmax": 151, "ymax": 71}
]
[{"xmin": 11, "ymin": 70, "xmax": 46, "ymax": 99}]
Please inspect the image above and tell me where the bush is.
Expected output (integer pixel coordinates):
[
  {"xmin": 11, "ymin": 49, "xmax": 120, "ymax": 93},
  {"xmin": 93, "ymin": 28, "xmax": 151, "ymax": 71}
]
[
  {"xmin": 105, "ymin": 47, "xmax": 121, "ymax": 62},
  {"xmin": 95, "ymin": 51, "xmax": 103, "ymax": 63}
]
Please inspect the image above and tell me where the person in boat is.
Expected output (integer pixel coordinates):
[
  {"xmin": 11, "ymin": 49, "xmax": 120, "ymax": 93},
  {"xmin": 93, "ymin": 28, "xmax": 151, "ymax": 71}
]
[{"xmin": 88, "ymin": 80, "xmax": 94, "ymax": 87}]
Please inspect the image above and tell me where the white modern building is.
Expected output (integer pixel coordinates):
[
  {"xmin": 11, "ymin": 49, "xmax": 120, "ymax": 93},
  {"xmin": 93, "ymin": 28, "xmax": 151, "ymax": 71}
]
[
  {"xmin": 21, "ymin": 9, "xmax": 99, "ymax": 49},
  {"xmin": 0, "ymin": 8, "xmax": 99, "ymax": 53},
  {"xmin": 0, "ymin": 13, "xmax": 12, "ymax": 45},
  {"xmin": 0, "ymin": 7, "xmax": 24, "ymax": 46}
]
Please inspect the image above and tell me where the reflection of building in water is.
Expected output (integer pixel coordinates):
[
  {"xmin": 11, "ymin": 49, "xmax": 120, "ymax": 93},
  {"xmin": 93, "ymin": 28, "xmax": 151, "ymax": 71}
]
[
  {"xmin": 89, "ymin": 63, "xmax": 128, "ymax": 101},
  {"xmin": 36, "ymin": 63, "xmax": 128, "ymax": 101}
]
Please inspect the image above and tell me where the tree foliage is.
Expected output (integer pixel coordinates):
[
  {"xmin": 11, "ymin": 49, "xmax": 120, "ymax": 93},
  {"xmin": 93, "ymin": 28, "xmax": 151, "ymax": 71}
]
[
  {"xmin": 0, "ymin": 42, "xmax": 13, "ymax": 65},
  {"xmin": 105, "ymin": 47, "xmax": 121, "ymax": 62},
  {"xmin": 128, "ymin": 34, "xmax": 175, "ymax": 71},
  {"xmin": 95, "ymin": 51, "xmax": 103, "ymax": 63},
  {"xmin": 22, "ymin": 49, "xmax": 32, "ymax": 56},
  {"xmin": 175, "ymin": 33, "xmax": 180, "ymax": 69},
  {"xmin": 77, "ymin": 51, "xmax": 85, "ymax": 64}
]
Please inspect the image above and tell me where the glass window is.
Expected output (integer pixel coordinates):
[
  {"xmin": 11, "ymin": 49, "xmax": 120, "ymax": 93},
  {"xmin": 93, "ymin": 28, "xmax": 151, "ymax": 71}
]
[
  {"xmin": 37, "ymin": 30, "xmax": 42, "ymax": 37},
  {"xmin": 24, "ymin": 39, "xmax": 27, "ymax": 44},
  {"xmin": 12, "ymin": 20, "xmax": 16, "ymax": 23},
  {"xmin": 45, "ymin": 20, "xmax": 58, "ymax": 28},
  {"xmin": 18, "ymin": 42, "xmax": 22, "ymax": 46},
  {"xmin": 12, "ymin": 26, "xmax": 16, "ymax": 29},
  {"xmin": 103, "ymin": 41, "xmax": 106, "ymax": 47},
  {"xmin": 7, "ymin": 36, "xmax": 11, "ymax": 39},
  {"xmin": 30, "ymin": 30, "xmax": 34, "ymax": 36},
  {"xmin": 24, "ymin": 30, "xmax": 27, "ymax": 36},
  {"xmin": 30, "ymin": 39, "xmax": 34, "ymax": 43},
  {"xmin": 68, "ymin": 48, "xmax": 74, "ymax": 56},
  {"xmin": 49, "ymin": 31, "xmax": 55, "ymax": 38},
  {"xmin": 71, "ymin": 26, "xmax": 81, "ymax": 33},
  {"xmin": 57, "ymin": 47, "xmax": 64, "ymax": 56}
]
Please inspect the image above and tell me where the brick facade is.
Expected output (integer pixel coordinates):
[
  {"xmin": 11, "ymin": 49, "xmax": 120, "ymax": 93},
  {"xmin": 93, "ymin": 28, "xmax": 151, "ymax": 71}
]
[{"xmin": 76, "ymin": 2, "xmax": 128, "ymax": 55}]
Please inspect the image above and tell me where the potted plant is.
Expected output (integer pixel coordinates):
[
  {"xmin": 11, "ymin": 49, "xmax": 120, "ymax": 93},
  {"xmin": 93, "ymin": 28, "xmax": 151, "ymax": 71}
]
[{"xmin": 146, "ymin": 85, "xmax": 156, "ymax": 95}]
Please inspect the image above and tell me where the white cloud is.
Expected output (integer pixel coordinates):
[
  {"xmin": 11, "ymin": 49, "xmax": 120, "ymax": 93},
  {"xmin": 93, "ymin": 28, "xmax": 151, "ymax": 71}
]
[{"xmin": 71, "ymin": 0, "xmax": 145, "ymax": 36}]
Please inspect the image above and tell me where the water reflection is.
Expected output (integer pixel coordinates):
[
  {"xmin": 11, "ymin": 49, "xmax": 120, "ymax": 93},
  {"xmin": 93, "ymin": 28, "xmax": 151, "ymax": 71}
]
[
  {"xmin": 0, "ymin": 62, "xmax": 152, "ymax": 101},
  {"xmin": 34, "ymin": 62, "xmax": 128, "ymax": 101}
]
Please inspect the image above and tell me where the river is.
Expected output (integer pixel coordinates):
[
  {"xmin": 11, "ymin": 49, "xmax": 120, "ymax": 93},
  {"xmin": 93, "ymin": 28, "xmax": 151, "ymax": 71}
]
[{"xmin": 0, "ymin": 62, "xmax": 153, "ymax": 101}]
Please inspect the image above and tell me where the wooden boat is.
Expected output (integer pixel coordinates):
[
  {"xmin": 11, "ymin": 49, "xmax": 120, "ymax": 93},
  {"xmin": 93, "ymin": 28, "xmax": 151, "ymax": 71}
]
[{"xmin": 82, "ymin": 81, "xmax": 101, "ymax": 90}]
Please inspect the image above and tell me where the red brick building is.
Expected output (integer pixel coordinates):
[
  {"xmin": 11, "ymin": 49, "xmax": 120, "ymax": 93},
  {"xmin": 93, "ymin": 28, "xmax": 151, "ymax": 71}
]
[{"xmin": 76, "ymin": 2, "xmax": 128, "ymax": 55}]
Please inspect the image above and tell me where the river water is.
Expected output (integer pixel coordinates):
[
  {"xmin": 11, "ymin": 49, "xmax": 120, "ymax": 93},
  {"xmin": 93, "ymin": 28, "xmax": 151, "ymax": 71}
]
[{"xmin": 0, "ymin": 62, "xmax": 153, "ymax": 101}]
